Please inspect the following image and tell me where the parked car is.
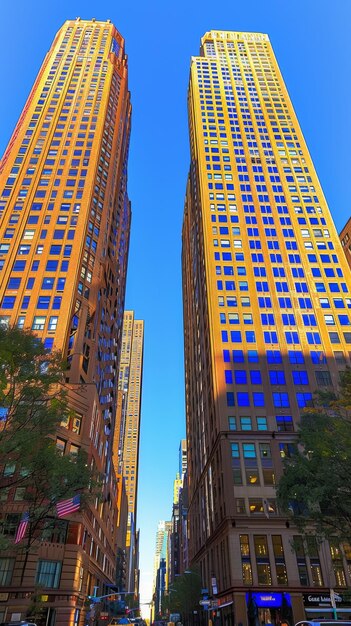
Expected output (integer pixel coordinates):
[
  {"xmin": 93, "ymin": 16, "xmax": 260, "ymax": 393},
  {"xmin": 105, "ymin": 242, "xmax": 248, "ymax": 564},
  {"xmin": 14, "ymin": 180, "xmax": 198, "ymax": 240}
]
[
  {"xmin": 108, "ymin": 619, "xmax": 131, "ymax": 626},
  {"xmin": 295, "ymin": 621, "xmax": 351, "ymax": 626}
]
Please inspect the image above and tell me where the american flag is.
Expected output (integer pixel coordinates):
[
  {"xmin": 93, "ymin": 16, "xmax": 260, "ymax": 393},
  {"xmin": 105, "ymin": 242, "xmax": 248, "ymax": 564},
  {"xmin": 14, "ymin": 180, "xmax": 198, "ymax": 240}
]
[
  {"xmin": 15, "ymin": 511, "xmax": 29, "ymax": 544},
  {"xmin": 56, "ymin": 494, "xmax": 81, "ymax": 518}
]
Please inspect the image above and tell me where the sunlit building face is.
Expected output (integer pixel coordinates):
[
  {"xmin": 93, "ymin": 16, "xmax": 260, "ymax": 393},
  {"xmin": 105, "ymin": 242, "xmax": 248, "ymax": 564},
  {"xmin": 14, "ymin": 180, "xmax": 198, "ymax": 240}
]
[{"xmin": 182, "ymin": 29, "xmax": 351, "ymax": 625}]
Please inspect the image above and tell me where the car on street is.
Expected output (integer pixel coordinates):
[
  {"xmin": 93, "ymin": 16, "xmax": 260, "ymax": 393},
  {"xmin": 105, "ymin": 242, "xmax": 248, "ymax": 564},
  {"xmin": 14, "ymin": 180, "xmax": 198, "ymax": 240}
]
[{"xmin": 295, "ymin": 621, "xmax": 351, "ymax": 626}]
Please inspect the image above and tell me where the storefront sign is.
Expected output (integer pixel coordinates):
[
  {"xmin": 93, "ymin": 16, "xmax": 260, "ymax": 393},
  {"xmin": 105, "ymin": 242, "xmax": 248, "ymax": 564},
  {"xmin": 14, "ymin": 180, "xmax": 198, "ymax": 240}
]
[
  {"xmin": 303, "ymin": 593, "xmax": 345, "ymax": 607},
  {"xmin": 246, "ymin": 593, "xmax": 291, "ymax": 608}
]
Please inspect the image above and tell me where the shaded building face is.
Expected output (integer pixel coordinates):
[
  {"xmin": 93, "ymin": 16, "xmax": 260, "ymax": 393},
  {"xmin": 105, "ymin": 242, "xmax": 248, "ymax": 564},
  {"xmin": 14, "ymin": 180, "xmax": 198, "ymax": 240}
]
[
  {"xmin": 0, "ymin": 18, "xmax": 131, "ymax": 626},
  {"xmin": 182, "ymin": 30, "xmax": 351, "ymax": 626}
]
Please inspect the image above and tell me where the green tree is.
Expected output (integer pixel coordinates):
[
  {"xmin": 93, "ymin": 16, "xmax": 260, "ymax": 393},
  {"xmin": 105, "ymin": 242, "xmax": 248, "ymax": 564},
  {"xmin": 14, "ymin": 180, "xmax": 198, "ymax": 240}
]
[
  {"xmin": 0, "ymin": 327, "xmax": 93, "ymax": 563},
  {"xmin": 277, "ymin": 368, "xmax": 351, "ymax": 542},
  {"xmin": 165, "ymin": 571, "xmax": 202, "ymax": 623}
]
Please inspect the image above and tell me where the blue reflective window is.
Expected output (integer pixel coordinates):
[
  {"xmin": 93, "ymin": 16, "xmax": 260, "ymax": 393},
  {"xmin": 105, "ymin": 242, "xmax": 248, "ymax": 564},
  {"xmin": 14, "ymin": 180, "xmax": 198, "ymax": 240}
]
[
  {"xmin": 42, "ymin": 277, "xmax": 54, "ymax": 289},
  {"xmin": 310, "ymin": 351, "xmax": 326, "ymax": 364},
  {"xmin": 7, "ymin": 277, "xmax": 21, "ymax": 289},
  {"xmin": 315, "ymin": 283, "xmax": 326, "ymax": 292},
  {"xmin": 269, "ymin": 371, "xmax": 285, "ymax": 385},
  {"xmin": 231, "ymin": 331, "xmax": 242, "ymax": 342},
  {"xmin": 223, "ymin": 350, "xmax": 230, "ymax": 362},
  {"xmin": 227, "ymin": 392, "xmax": 235, "ymax": 407},
  {"xmin": 288, "ymin": 350, "xmax": 304, "ymax": 364},
  {"xmin": 13, "ymin": 260, "xmax": 26, "ymax": 271},
  {"xmin": 264, "ymin": 331, "xmax": 278, "ymax": 344},
  {"xmin": 1, "ymin": 296, "xmax": 16, "ymax": 309},
  {"xmin": 237, "ymin": 392, "xmax": 250, "ymax": 407},
  {"xmin": 235, "ymin": 370, "xmax": 247, "ymax": 384},
  {"xmin": 276, "ymin": 415, "xmax": 293, "ymax": 432},
  {"xmin": 292, "ymin": 371, "xmax": 309, "ymax": 385},
  {"xmin": 261, "ymin": 313, "xmax": 275, "ymax": 325},
  {"xmin": 44, "ymin": 338, "xmax": 54, "ymax": 351},
  {"xmin": 273, "ymin": 392, "xmax": 290, "ymax": 407},
  {"xmin": 248, "ymin": 350, "xmax": 259, "ymax": 363},
  {"xmin": 334, "ymin": 299, "xmax": 344, "ymax": 308},
  {"xmin": 282, "ymin": 314, "xmax": 296, "ymax": 325},
  {"xmin": 246, "ymin": 330, "xmax": 256, "ymax": 343},
  {"xmin": 267, "ymin": 350, "xmax": 282, "ymax": 364},
  {"xmin": 233, "ymin": 350, "xmax": 244, "ymax": 362},
  {"xmin": 46, "ymin": 260, "xmax": 58, "ymax": 271},
  {"xmin": 250, "ymin": 370, "xmax": 262, "ymax": 384},
  {"xmin": 221, "ymin": 331, "xmax": 228, "ymax": 342},
  {"xmin": 253, "ymin": 392, "xmax": 265, "ymax": 407},
  {"xmin": 225, "ymin": 370, "xmax": 233, "ymax": 384},
  {"xmin": 306, "ymin": 332, "xmax": 321, "ymax": 344},
  {"xmin": 285, "ymin": 331, "xmax": 299, "ymax": 344},
  {"xmin": 37, "ymin": 296, "xmax": 50, "ymax": 309},
  {"xmin": 53, "ymin": 229, "xmax": 65, "ymax": 239},
  {"xmin": 52, "ymin": 296, "xmax": 62, "ymax": 309},
  {"xmin": 302, "ymin": 314, "xmax": 317, "ymax": 326},
  {"xmin": 50, "ymin": 245, "xmax": 61, "ymax": 255},
  {"xmin": 296, "ymin": 392, "xmax": 313, "ymax": 408}
]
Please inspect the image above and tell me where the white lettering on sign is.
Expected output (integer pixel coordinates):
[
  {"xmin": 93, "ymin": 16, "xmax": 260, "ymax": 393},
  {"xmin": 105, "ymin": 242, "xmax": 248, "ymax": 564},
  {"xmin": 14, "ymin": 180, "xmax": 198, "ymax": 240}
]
[{"xmin": 307, "ymin": 594, "xmax": 342, "ymax": 603}]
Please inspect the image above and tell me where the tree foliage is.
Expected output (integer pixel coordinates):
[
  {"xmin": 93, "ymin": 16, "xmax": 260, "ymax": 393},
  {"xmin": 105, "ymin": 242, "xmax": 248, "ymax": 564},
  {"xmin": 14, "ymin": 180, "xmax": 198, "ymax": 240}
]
[
  {"xmin": 0, "ymin": 327, "xmax": 92, "ymax": 554},
  {"xmin": 277, "ymin": 368, "xmax": 351, "ymax": 542},
  {"xmin": 164, "ymin": 570, "xmax": 202, "ymax": 620}
]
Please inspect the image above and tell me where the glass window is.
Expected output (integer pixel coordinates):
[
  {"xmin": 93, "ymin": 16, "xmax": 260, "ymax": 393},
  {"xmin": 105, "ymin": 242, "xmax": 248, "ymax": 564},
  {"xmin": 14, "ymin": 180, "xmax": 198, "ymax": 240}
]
[
  {"xmin": 231, "ymin": 443, "xmax": 240, "ymax": 458},
  {"xmin": 0, "ymin": 557, "xmax": 15, "ymax": 585},
  {"xmin": 32, "ymin": 316, "xmax": 46, "ymax": 330},
  {"xmin": 228, "ymin": 416, "xmax": 236, "ymax": 430},
  {"xmin": 240, "ymin": 417, "xmax": 252, "ymax": 431},
  {"xmin": 1, "ymin": 296, "xmax": 16, "ymax": 309},
  {"xmin": 256, "ymin": 417, "xmax": 268, "ymax": 430},
  {"xmin": 36, "ymin": 560, "xmax": 62, "ymax": 588},
  {"xmin": 243, "ymin": 443, "xmax": 256, "ymax": 458},
  {"xmin": 276, "ymin": 415, "xmax": 293, "ymax": 432}
]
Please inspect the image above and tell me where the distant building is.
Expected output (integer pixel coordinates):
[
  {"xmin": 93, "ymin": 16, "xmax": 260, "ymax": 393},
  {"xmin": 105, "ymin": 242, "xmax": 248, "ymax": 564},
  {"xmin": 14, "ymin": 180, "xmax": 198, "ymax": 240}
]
[
  {"xmin": 151, "ymin": 521, "xmax": 172, "ymax": 621},
  {"xmin": 179, "ymin": 439, "xmax": 187, "ymax": 478},
  {"xmin": 340, "ymin": 218, "xmax": 351, "ymax": 270},
  {"xmin": 169, "ymin": 441, "xmax": 188, "ymax": 583},
  {"xmin": 113, "ymin": 311, "xmax": 144, "ymax": 596}
]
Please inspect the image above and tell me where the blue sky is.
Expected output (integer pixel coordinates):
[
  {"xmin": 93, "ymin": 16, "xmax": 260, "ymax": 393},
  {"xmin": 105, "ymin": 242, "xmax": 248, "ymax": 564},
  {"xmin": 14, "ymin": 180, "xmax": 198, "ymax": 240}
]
[{"xmin": 1, "ymin": 0, "xmax": 351, "ymax": 612}]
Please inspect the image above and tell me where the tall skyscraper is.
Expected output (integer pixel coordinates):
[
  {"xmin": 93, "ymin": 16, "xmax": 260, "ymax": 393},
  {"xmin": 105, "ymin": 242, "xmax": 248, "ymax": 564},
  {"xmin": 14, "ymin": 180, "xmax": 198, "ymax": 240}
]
[
  {"xmin": 182, "ymin": 30, "xmax": 351, "ymax": 625},
  {"xmin": 0, "ymin": 18, "xmax": 131, "ymax": 626},
  {"xmin": 113, "ymin": 311, "xmax": 144, "ymax": 593}
]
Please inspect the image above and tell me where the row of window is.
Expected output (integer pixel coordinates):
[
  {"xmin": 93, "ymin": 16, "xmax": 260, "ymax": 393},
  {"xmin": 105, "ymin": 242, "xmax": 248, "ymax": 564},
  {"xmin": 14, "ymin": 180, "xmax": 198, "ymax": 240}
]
[
  {"xmin": 221, "ymin": 328, "xmax": 351, "ymax": 345},
  {"xmin": 0, "ymin": 557, "xmax": 61, "ymax": 588}
]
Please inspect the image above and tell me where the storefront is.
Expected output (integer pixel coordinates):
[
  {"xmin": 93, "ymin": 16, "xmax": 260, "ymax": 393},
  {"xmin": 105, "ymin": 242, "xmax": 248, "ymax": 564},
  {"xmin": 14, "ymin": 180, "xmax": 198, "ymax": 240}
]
[
  {"xmin": 303, "ymin": 592, "xmax": 351, "ymax": 619},
  {"xmin": 216, "ymin": 598, "xmax": 234, "ymax": 626},
  {"xmin": 246, "ymin": 592, "xmax": 293, "ymax": 626}
]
